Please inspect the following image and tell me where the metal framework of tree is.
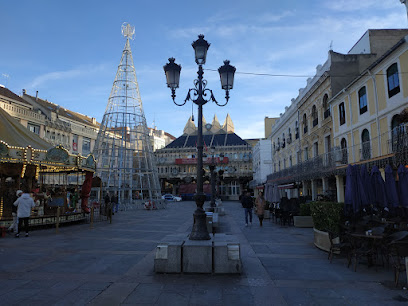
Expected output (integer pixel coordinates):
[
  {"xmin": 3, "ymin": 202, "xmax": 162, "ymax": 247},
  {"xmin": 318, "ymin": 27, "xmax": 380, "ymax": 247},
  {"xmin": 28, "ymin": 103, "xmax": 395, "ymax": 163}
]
[{"xmin": 93, "ymin": 23, "xmax": 161, "ymax": 204}]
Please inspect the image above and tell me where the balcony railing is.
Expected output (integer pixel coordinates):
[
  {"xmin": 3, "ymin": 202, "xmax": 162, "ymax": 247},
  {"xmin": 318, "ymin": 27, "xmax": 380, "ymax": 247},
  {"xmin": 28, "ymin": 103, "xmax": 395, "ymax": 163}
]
[
  {"xmin": 360, "ymin": 143, "xmax": 371, "ymax": 161},
  {"xmin": 266, "ymin": 123, "xmax": 408, "ymax": 185}
]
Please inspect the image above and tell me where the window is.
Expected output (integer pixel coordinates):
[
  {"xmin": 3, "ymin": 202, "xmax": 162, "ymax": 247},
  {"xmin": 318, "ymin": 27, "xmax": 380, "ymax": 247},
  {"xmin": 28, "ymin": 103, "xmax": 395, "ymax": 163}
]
[
  {"xmin": 303, "ymin": 114, "xmax": 308, "ymax": 134},
  {"xmin": 339, "ymin": 102, "xmax": 346, "ymax": 126},
  {"xmin": 295, "ymin": 121, "xmax": 299, "ymax": 139},
  {"xmin": 289, "ymin": 155, "xmax": 292, "ymax": 167},
  {"xmin": 282, "ymin": 133, "xmax": 285, "ymax": 148},
  {"xmin": 313, "ymin": 142, "xmax": 318, "ymax": 157},
  {"xmin": 391, "ymin": 115, "xmax": 404, "ymax": 152},
  {"xmin": 312, "ymin": 105, "xmax": 318, "ymax": 127},
  {"xmin": 358, "ymin": 87, "xmax": 367, "ymax": 114},
  {"xmin": 323, "ymin": 94, "xmax": 330, "ymax": 119},
  {"xmin": 27, "ymin": 123, "xmax": 40, "ymax": 135},
  {"xmin": 387, "ymin": 63, "xmax": 400, "ymax": 98},
  {"xmin": 341, "ymin": 138, "xmax": 348, "ymax": 164},
  {"xmin": 288, "ymin": 128, "xmax": 292, "ymax": 143},
  {"xmin": 361, "ymin": 129, "xmax": 370, "ymax": 160},
  {"xmin": 72, "ymin": 135, "xmax": 78, "ymax": 152},
  {"xmin": 304, "ymin": 147, "xmax": 308, "ymax": 161},
  {"xmin": 82, "ymin": 137, "xmax": 91, "ymax": 155}
]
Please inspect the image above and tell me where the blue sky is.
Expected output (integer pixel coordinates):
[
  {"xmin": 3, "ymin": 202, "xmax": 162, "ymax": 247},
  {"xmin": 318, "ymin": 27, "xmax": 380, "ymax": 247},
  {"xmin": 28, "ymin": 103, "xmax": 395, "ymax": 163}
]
[{"xmin": 0, "ymin": 0, "xmax": 407, "ymax": 139}]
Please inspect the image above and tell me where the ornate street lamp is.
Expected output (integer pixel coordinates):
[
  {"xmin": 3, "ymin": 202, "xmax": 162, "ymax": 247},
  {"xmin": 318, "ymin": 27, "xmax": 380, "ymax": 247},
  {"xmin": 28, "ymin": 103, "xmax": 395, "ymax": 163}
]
[
  {"xmin": 209, "ymin": 146, "xmax": 216, "ymax": 209},
  {"xmin": 163, "ymin": 35, "xmax": 236, "ymax": 240}
]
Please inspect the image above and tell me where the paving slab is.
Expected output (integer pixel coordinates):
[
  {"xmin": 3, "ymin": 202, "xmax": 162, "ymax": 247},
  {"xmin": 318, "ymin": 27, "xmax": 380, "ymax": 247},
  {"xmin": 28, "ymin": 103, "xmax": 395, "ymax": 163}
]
[{"xmin": 0, "ymin": 201, "xmax": 407, "ymax": 305}]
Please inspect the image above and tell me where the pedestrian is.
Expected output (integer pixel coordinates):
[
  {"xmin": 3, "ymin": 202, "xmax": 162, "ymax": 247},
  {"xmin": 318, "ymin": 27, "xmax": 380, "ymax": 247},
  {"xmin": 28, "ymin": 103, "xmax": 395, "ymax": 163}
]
[
  {"xmin": 255, "ymin": 191, "xmax": 266, "ymax": 227},
  {"xmin": 8, "ymin": 189, "xmax": 20, "ymax": 233},
  {"xmin": 13, "ymin": 189, "xmax": 35, "ymax": 237},
  {"xmin": 241, "ymin": 191, "xmax": 254, "ymax": 227},
  {"xmin": 112, "ymin": 192, "xmax": 119, "ymax": 213},
  {"xmin": 104, "ymin": 191, "xmax": 111, "ymax": 216}
]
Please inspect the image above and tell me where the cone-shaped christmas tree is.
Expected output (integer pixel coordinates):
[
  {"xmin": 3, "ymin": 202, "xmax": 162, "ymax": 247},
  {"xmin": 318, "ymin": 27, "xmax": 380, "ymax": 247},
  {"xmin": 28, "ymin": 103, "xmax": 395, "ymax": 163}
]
[{"xmin": 93, "ymin": 23, "xmax": 161, "ymax": 206}]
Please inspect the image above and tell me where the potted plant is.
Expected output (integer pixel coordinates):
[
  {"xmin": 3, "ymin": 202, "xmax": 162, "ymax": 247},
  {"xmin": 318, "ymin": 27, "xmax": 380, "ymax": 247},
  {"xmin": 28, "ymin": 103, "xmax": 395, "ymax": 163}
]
[
  {"xmin": 310, "ymin": 201, "xmax": 344, "ymax": 252},
  {"xmin": 293, "ymin": 202, "xmax": 314, "ymax": 228}
]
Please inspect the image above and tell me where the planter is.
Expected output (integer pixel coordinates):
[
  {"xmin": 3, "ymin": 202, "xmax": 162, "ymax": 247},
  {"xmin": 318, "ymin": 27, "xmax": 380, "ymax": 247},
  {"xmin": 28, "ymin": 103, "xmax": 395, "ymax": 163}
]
[
  {"xmin": 313, "ymin": 228, "xmax": 339, "ymax": 253},
  {"xmin": 293, "ymin": 216, "xmax": 314, "ymax": 228}
]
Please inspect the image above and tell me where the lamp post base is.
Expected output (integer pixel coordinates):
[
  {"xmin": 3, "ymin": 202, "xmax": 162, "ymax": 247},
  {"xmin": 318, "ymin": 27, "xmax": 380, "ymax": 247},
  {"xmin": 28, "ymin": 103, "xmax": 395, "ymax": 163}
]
[{"xmin": 190, "ymin": 193, "xmax": 211, "ymax": 240}]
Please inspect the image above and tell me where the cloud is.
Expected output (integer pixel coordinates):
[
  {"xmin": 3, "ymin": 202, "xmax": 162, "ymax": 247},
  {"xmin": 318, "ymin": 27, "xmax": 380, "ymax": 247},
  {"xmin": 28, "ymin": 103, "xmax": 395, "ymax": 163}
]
[
  {"xmin": 28, "ymin": 64, "xmax": 108, "ymax": 88},
  {"xmin": 324, "ymin": 0, "xmax": 400, "ymax": 11}
]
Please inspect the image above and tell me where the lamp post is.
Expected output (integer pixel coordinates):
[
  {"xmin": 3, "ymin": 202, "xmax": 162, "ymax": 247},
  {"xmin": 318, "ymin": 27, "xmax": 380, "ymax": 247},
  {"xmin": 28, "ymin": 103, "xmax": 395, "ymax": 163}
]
[
  {"xmin": 209, "ymin": 146, "xmax": 216, "ymax": 209},
  {"xmin": 164, "ymin": 34, "xmax": 236, "ymax": 240}
]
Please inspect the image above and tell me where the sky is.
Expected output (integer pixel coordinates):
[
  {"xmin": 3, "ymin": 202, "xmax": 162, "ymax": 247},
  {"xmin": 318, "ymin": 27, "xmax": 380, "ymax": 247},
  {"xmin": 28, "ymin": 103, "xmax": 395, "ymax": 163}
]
[{"xmin": 0, "ymin": 0, "xmax": 407, "ymax": 140}]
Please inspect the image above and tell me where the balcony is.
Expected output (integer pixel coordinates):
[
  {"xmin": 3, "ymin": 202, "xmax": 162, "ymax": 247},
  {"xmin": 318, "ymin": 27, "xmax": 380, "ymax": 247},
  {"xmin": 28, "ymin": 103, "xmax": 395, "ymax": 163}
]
[{"xmin": 360, "ymin": 143, "xmax": 371, "ymax": 161}]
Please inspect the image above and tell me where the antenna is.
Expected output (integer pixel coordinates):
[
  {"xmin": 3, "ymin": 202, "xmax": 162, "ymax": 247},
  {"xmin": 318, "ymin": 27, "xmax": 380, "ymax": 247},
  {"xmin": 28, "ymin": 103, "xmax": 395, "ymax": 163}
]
[{"xmin": 329, "ymin": 41, "xmax": 333, "ymax": 51}]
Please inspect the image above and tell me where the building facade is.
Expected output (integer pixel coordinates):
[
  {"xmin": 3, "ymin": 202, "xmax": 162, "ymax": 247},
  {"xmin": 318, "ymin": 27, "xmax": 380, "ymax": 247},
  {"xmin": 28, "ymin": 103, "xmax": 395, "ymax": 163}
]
[
  {"xmin": 331, "ymin": 32, "xmax": 408, "ymax": 202},
  {"xmin": 155, "ymin": 114, "xmax": 253, "ymax": 200},
  {"xmin": 251, "ymin": 138, "xmax": 272, "ymax": 189},
  {"xmin": 264, "ymin": 29, "xmax": 408, "ymax": 202}
]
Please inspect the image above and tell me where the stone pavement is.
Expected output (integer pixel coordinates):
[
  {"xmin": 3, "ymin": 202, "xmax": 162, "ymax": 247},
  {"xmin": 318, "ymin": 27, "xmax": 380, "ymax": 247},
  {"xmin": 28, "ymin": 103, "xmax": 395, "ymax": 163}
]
[{"xmin": 0, "ymin": 201, "xmax": 408, "ymax": 305}]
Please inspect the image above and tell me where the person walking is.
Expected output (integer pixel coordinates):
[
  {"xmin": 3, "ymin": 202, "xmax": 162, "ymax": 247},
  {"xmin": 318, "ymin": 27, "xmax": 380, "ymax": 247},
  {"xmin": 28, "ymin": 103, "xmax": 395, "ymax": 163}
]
[
  {"xmin": 104, "ymin": 192, "xmax": 111, "ymax": 216},
  {"xmin": 8, "ymin": 190, "xmax": 20, "ymax": 233},
  {"xmin": 255, "ymin": 191, "xmax": 266, "ymax": 227},
  {"xmin": 13, "ymin": 189, "xmax": 35, "ymax": 237},
  {"xmin": 241, "ymin": 191, "xmax": 254, "ymax": 227},
  {"xmin": 112, "ymin": 192, "xmax": 119, "ymax": 213}
]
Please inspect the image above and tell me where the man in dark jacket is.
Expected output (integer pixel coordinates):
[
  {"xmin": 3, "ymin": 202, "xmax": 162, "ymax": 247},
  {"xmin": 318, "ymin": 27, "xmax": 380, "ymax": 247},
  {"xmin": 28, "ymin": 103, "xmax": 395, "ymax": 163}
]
[
  {"xmin": 241, "ymin": 191, "xmax": 254, "ymax": 226},
  {"xmin": 104, "ymin": 192, "xmax": 111, "ymax": 216}
]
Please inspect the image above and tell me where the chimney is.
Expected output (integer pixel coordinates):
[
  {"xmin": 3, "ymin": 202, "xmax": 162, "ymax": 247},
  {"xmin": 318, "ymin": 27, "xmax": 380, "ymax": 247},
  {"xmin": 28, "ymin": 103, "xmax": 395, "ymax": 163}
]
[
  {"xmin": 22, "ymin": 89, "xmax": 26, "ymax": 95},
  {"xmin": 92, "ymin": 117, "xmax": 96, "ymax": 125},
  {"xmin": 35, "ymin": 90, "xmax": 38, "ymax": 101}
]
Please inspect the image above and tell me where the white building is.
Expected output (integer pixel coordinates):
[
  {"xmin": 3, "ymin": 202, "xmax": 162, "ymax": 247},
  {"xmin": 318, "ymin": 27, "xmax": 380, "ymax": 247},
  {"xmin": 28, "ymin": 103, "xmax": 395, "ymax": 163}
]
[{"xmin": 252, "ymin": 139, "xmax": 272, "ymax": 188}]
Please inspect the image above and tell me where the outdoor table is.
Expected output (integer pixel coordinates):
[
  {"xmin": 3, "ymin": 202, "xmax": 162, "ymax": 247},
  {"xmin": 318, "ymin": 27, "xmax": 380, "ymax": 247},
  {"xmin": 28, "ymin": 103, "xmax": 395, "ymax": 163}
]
[{"xmin": 349, "ymin": 232, "xmax": 385, "ymax": 270}]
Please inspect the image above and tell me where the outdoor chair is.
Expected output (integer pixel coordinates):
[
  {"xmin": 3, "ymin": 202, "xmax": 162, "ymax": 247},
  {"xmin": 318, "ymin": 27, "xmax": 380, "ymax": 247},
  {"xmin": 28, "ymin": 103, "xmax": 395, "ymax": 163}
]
[
  {"xmin": 388, "ymin": 241, "xmax": 408, "ymax": 287},
  {"xmin": 327, "ymin": 230, "xmax": 352, "ymax": 265},
  {"xmin": 349, "ymin": 234, "xmax": 378, "ymax": 272}
]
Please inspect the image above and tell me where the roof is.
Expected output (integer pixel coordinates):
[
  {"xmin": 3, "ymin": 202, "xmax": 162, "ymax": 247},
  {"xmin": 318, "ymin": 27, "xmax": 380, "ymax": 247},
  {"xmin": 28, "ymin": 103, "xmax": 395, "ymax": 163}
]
[
  {"xmin": 23, "ymin": 94, "xmax": 100, "ymax": 127},
  {"xmin": 0, "ymin": 107, "xmax": 51, "ymax": 150},
  {"xmin": 0, "ymin": 86, "xmax": 31, "ymax": 106},
  {"xmin": 165, "ymin": 132, "xmax": 249, "ymax": 149}
]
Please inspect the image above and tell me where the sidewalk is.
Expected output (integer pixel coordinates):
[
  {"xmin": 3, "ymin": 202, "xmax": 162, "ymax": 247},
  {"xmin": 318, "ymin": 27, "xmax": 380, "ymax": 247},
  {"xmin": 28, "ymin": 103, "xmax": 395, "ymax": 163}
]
[{"xmin": 0, "ymin": 201, "xmax": 407, "ymax": 305}]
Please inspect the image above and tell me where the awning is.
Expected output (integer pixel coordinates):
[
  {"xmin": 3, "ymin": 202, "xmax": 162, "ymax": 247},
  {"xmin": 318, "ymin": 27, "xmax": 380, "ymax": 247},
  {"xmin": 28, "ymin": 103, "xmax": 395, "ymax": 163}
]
[
  {"xmin": 256, "ymin": 185, "xmax": 264, "ymax": 190},
  {"xmin": 278, "ymin": 183, "xmax": 295, "ymax": 190}
]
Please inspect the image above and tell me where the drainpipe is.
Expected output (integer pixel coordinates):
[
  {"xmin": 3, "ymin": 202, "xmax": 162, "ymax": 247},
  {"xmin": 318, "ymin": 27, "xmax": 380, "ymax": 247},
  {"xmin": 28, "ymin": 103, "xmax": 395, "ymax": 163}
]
[
  {"xmin": 346, "ymin": 89, "xmax": 356, "ymax": 162},
  {"xmin": 368, "ymin": 70, "xmax": 382, "ymax": 156}
]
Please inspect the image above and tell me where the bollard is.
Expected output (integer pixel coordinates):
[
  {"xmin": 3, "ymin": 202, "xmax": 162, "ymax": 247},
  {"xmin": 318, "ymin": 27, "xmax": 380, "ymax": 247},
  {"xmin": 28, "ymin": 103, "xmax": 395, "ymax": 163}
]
[
  {"xmin": 90, "ymin": 206, "xmax": 94, "ymax": 229},
  {"xmin": 56, "ymin": 207, "xmax": 60, "ymax": 234}
]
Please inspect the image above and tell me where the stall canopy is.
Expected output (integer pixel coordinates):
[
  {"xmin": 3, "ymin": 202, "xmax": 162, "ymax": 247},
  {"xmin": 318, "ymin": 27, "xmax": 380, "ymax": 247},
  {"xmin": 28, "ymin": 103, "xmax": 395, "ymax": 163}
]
[{"xmin": 0, "ymin": 107, "xmax": 51, "ymax": 150}]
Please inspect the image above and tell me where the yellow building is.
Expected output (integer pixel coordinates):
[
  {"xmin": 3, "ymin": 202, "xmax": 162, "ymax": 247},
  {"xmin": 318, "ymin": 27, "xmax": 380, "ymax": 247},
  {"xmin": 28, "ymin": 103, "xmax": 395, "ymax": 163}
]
[
  {"xmin": 266, "ymin": 29, "xmax": 408, "ymax": 202},
  {"xmin": 331, "ymin": 31, "xmax": 408, "ymax": 202}
]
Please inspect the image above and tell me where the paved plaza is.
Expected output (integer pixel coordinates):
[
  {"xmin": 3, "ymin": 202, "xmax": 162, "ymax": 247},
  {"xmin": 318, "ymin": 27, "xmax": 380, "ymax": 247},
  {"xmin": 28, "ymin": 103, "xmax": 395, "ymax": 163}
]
[{"xmin": 1, "ymin": 201, "xmax": 408, "ymax": 305}]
